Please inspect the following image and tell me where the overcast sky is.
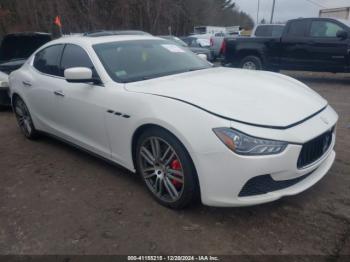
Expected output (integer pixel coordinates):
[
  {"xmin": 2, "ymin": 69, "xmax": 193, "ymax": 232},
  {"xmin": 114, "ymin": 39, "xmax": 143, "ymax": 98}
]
[{"xmin": 234, "ymin": 0, "xmax": 350, "ymax": 23}]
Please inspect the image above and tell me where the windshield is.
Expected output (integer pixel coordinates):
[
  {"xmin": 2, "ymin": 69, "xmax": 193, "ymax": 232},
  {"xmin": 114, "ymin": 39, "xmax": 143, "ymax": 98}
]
[
  {"xmin": 160, "ymin": 36, "xmax": 188, "ymax": 47},
  {"xmin": 93, "ymin": 40, "xmax": 211, "ymax": 83}
]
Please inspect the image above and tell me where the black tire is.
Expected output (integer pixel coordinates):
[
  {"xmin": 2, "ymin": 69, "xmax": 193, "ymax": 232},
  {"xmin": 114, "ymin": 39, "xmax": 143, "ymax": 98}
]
[
  {"xmin": 135, "ymin": 127, "xmax": 200, "ymax": 209},
  {"xmin": 240, "ymin": 55, "xmax": 263, "ymax": 70},
  {"xmin": 13, "ymin": 97, "xmax": 39, "ymax": 139}
]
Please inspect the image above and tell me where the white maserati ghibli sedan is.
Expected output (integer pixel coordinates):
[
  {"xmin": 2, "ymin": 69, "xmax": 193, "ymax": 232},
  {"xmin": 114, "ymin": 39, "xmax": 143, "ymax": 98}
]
[{"xmin": 9, "ymin": 34, "xmax": 338, "ymax": 209}]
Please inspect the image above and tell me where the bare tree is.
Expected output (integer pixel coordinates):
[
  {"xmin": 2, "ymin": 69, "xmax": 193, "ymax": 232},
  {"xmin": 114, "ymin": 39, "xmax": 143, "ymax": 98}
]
[{"xmin": 0, "ymin": 0, "xmax": 254, "ymax": 36}]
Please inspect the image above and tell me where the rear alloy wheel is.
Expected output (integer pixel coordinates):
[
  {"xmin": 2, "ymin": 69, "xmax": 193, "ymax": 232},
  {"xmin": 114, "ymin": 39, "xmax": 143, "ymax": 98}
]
[
  {"xmin": 14, "ymin": 97, "xmax": 38, "ymax": 139},
  {"xmin": 240, "ymin": 56, "xmax": 263, "ymax": 70},
  {"xmin": 136, "ymin": 128, "xmax": 199, "ymax": 209}
]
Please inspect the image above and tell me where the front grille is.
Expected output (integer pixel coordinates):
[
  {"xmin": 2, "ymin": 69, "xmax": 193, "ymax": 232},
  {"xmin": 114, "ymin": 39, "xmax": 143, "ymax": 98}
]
[
  {"xmin": 297, "ymin": 128, "xmax": 334, "ymax": 169},
  {"xmin": 239, "ymin": 171, "xmax": 314, "ymax": 197}
]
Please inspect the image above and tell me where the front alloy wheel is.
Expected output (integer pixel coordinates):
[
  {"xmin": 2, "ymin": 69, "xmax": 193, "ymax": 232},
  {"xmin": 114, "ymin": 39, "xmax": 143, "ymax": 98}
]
[{"xmin": 136, "ymin": 128, "xmax": 199, "ymax": 209}]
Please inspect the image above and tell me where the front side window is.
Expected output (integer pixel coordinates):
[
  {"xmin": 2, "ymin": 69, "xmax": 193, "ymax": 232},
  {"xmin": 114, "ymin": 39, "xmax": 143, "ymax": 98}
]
[
  {"xmin": 60, "ymin": 44, "xmax": 95, "ymax": 76},
  {"xmin": 33, "ymin": 45, "xmax": 64, "ymax": 76},
  {"xmin": 93, "ymin": 40, "xmax": 211, "ymax": 83},
  {"xmin": 310, "ymin": 21, "xmax": 344, "ymax": 38},
  {"xmin": 287, "ymin": 20, "xmax": 308, "ymax": 37}
]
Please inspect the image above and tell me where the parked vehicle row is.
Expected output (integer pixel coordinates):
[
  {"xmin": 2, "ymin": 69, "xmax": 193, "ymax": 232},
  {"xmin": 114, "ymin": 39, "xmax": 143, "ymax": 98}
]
[
  {"xmin": 222, "ymin": 18, "xmax": 350, "ymax": 72},
  {"xmin": 159, "ymin": 35, "xmax": 214, "ymax": 62},
  {"xmin": 8, "ymin": 32, "xmax": 338, "ymax": 209}
]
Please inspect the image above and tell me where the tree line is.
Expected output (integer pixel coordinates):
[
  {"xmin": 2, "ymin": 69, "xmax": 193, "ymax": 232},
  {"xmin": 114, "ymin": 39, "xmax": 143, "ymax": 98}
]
[{"xmin": 0, "ymin": 0, "xmax": 254, "ymax": 36}]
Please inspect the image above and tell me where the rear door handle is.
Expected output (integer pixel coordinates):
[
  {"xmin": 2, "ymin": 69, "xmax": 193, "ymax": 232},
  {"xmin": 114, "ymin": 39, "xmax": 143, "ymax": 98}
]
[
  {"xmin": 22, "ymin": 81, "xmax": 32, "ymax": 87},
  {"xmin": 54, "ymin": 90, "xmax": 65, "ymax": 97}
]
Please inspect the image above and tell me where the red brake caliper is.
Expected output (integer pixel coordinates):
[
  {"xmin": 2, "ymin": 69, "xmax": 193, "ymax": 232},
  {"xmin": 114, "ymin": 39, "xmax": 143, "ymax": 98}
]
[{"xmin": 170, "ymin": 159, "xmax": 183, "ymax": 188}]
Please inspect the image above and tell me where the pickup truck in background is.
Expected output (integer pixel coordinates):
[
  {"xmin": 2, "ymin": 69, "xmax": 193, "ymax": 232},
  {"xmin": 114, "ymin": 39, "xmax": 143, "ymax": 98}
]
[
  {"xmin": 222, "ymin": 18, "xmax": 350, "ymax": 72},
  {"xmin": 210, "ymin": 32, "xmax": 243, "ymax": 61},
  {"xmin": 0, "ymin": 32, "xmax": 51, "ymax": 108}
]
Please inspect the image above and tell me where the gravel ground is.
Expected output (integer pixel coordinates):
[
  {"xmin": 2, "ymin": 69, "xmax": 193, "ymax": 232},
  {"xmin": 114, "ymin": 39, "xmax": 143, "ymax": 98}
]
[{"xmin": 0, "ymin": 71, "xmax": 349, "ymax": 257}]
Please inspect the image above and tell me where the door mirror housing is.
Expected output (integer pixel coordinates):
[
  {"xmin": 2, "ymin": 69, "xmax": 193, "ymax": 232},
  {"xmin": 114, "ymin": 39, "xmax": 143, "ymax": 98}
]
[
  {"xmin": 64, "ymin": 67, "xmax": 101, "ymax": 84},
  {"xmin": 336, "ymin": 30, "xmax": 348, "ymax": 40}
]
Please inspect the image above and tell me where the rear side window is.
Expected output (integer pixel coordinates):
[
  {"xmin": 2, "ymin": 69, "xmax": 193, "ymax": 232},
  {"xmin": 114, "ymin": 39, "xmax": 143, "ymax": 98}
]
[
  {"xmin": 310, "ymin": 21, "xmax": 344, "ymax": 38},
  {"xmin": 255, "ymin": 26, "xmax": 271, "ymax": 37},
  {"xmin": 272, "ymin": 26, "xmax": 285, "ymax": 37},
  {"xmin": 60, "ymin": 44, "xmax": 95, "ymax": 76},
  {"xmin": 287, "ymin": 20, "xmax": 308, "ymax": 37},
  {"xmin": 255, "ymin": 25, "xmax": 284, "ymax": 37},
  {"xmin": 33, "ymin": 45, "xmax": 64, "ymax": 76}
]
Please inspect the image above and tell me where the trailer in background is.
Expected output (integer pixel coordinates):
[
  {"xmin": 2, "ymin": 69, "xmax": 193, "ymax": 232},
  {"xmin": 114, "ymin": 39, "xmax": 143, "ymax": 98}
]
[{"xmin": 319, "ymin": 7, "xmax": 350, "ymax": 20}]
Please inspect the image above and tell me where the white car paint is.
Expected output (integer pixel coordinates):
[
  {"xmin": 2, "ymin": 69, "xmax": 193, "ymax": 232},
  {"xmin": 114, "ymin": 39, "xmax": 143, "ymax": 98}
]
[
  {"xmin": 9, "ymin": 35, "xmax": 338, "ymax": 207},
  {"xmin": 126, "ymin": 67, "xmax": 327, "ymax": 128}
]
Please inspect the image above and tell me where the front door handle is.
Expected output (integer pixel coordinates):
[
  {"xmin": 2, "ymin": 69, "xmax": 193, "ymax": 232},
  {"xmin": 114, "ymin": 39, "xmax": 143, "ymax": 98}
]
[
  {"xmin": 54, "ymin": 90, "xmax": 65, "ymax": 97},
  {"xmin": 22, "ymin": 81, "xmax": 32, "ymax": 87}
]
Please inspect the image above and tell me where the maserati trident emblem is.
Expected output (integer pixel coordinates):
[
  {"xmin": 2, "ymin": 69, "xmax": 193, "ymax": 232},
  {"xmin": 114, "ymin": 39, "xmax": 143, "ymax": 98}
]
[{"xmin": 321, "ymin": 116, "xmax": 329, "ymax": 125}]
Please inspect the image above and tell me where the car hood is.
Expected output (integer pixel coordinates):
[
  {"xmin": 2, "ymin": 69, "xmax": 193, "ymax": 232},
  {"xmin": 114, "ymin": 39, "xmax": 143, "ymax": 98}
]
[{"xmin": 125, "ymin": 67, "xmax": 327, "ymax": 128}]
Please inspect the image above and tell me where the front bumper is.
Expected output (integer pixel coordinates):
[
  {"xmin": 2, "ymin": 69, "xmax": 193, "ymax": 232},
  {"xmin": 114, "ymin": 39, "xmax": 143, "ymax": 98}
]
[{"xmin": 193, "ymin": 106, "xmax": 338, "ymax": 207}]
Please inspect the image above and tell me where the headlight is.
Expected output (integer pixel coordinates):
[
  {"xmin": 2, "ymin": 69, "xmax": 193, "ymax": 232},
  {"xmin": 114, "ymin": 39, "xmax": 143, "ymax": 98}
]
[{"xmin": 213, "ymin": 128, "xmax": 288, "ymax": 156}]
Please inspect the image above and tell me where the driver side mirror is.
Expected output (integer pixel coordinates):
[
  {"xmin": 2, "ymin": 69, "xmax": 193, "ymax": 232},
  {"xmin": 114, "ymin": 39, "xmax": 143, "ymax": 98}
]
[
  {"xmin": 336, "ymin": 30, "xmax": 348, "ymax": 40},
  {"xmin": 64, "ymin": 67, "xmax": 101, "ymax": 84}
]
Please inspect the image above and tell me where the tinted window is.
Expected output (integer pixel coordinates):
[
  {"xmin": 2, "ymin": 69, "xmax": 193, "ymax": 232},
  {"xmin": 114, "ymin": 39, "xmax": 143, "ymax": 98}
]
[
  {"xmin": 287, "ymin": 20, "xmax": 308, "ymax": 37},
  {"xmin": 272, "ymin": 26, "xmax": 285, "ymax": 37},
  {"xmin": 160, "ymin": 36, "xmax": 188, "ymax": 47},
  {"xmin": 310, "ymin": 21, "xmax": 344, "ymax": 37},
  {"xmin": 60, "ymin": 44, "xmax": 94, "ymax": 76},
  {"xmin": 255, "ymin": 26, "xmax": 272, "ymax": 37},
  {"xmin": 93, "ymin": 40, "xmax": 210, "ymax": 83},
  {"xmin": 33, "ymin": 45, "xmax": 64, "ymax": 76}
]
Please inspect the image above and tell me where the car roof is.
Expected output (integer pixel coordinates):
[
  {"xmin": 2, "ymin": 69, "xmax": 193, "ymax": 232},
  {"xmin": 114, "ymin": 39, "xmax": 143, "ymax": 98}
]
[
  {"xmin": 45, "ymin": 34, "xmax": 163, "ymax": 47},
  {"xmin": 83, "ymin": 30, "xmax": 151, "ymax": 37}
]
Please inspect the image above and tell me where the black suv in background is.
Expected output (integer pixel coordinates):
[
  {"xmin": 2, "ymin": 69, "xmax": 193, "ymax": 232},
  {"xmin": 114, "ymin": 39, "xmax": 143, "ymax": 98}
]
[
  {"xmin": 223, "ymin": 18, "xmax": 350, "ymax": 72},
  {"xmin": 0, "ymin": 32, "xmax": 51, "ymax": 107}
]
